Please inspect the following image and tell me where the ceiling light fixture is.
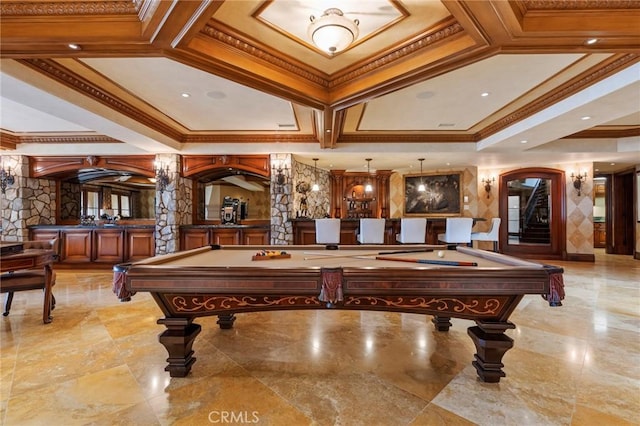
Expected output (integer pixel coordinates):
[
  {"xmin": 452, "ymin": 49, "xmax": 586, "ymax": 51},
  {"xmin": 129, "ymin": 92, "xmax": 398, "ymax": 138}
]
[
  {"xmin": 364, "ymin": 158, "xmax": 373, "ymax": 193},
  {"xmin": 308, "ymin": 8, "xmax": 359, "ymax": 55},
  {"xmin": 68, "ymin": 43, "xmax": 81, "ymax": 50},
  {"xmin": 417, "ymin": 158, "xmax": 426, "ymax": 192},
  {"xmin": 586, "ymin": 38, "xmax": 598, "ymax": 45},
  {"xmin": 312, "ymin": 158, "xmax": 320, "ymax": 192},
  {"xmin": 481, "ymin": 92, "xmax": 490, "ymax": 97}
]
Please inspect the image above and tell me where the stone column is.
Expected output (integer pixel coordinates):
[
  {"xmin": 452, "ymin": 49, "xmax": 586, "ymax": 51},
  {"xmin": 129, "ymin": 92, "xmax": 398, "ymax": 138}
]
[
  {"xmin": 155, "ymin": 154, "xmax": 192, "ymax": 254},
  {"xmin": 1, "ymin": 155, "xmax": 56, "ymax": 241},
  {"xmin": 270, "ymin": 153, "xmax": 293, "ymax": 245}
]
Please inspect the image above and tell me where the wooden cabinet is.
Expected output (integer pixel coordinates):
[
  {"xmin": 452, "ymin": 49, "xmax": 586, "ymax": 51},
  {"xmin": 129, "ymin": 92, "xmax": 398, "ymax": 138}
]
[
  {"xmin": 63, "ymin": 229, "xmax": 93, "ymax": 263},
  {"xmin": 211, "ymin": 229, "xmax": 241, "ymax": 245},
  {"xmin": 182, "ymin": 228, "xmax": 210, "ymax": 250},
  {"xmin": 181, "ymin": 226, "xmax": 271, "ymax": 249},
  {"xmin": 30, "ymin": 226, "xmax": 154, "ymax": 265},
  {"xmin": 594, "ymin": 222, "xmax": 606, "ymax": 248},
  {"xmin": 126, "ymin": 228, "xmax": 155, "ymax": 261},
  {"xmin": 243, "ymin": 229, "xmax": 270, "ymax": 245},
  {"xmin": 30, "ymin": 229, "xmax": 60, "ymax": 243},
  {"xmin": 93, "ymin": 228, "xmax": 124, "ymax": 263},
  {"xmin": 330, "ymin": 170, "xmax": 392, "ymax": 219}
]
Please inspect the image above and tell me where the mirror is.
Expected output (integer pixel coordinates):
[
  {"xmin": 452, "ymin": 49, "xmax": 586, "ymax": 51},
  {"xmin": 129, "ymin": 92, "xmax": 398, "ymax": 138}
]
[
  {"xmin": 59, "ymin": 169, "xmax": 156, "ymax": 222},
  {"xmin": 197, "ymin": 173, "xmax": 270, "ymax": 222}
]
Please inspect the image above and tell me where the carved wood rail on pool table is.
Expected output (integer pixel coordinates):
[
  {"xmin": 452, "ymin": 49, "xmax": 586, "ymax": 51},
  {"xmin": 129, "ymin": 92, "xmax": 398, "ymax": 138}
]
[{"xmin": 113, "ymin": 244, "xmax": 565, "ymax": 383}]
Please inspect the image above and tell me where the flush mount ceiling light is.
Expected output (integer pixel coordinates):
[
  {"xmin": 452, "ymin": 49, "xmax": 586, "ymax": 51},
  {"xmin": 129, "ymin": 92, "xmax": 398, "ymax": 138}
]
[{"xmin": 308, "ymin": 8, "xmax": 359, "ymax": 55}]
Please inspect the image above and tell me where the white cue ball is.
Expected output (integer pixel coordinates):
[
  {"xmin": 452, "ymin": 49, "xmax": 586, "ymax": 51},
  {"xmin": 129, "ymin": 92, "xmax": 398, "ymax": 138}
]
[{"xmin": 437, "ymin": 250, "xmax": 445, "ymax": 258}]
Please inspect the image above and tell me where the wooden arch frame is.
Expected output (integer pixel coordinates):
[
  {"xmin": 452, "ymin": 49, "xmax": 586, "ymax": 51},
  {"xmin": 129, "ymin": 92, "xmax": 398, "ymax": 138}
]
[
  {"xmin": 498, "ymin": 167, "xmax": 567, "ymax": 260},
  {"xmin": 29, "ymin": 155, "xmax": 155, "ymax": 178},
  {"xmin": 181, "ymin": 155, "xmax": 270, "ymax": 179}
]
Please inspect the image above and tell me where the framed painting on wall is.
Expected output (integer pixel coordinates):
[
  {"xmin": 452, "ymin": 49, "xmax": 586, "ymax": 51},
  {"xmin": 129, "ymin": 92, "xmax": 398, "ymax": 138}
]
[{"xmin": 404, "ymin": 172, "xmax": 462, "ymax": 217}]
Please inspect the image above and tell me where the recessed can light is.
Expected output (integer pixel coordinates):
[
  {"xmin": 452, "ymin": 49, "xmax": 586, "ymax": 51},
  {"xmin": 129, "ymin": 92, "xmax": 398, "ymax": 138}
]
[
  {"xmin": 481, "ymin": 92, "xmax": 489, "ymax": 97},
  {"xmin": 520, "ymin": 140, "xmax": 528, "ymax": 144},
  {"xmin": 68, "ymin": 43, "xmax": 81, "ymax": 50},
  {"xmin": 181, "ymin": 93, "xmax": 190, "ymax": 98},
  {"xmin": 586, "ymin": 38, "xmax": 598, "ymax": 45},
  {"xmin": 581, "ymin": 116, "xmax": 591, "ymax": 120}
]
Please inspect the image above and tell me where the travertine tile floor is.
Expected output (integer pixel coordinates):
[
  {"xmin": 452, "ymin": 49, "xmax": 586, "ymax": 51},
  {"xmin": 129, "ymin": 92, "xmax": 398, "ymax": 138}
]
[{"xmin": 1, "ymin": 250, "xmax": 638, "ymax": 425}]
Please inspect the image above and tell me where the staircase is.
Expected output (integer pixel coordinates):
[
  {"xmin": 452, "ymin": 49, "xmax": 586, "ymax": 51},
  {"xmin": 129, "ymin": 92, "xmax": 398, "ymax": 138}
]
[{"xmin": 520, "ymin": 180, "xmax": 550, "ymax": 244}]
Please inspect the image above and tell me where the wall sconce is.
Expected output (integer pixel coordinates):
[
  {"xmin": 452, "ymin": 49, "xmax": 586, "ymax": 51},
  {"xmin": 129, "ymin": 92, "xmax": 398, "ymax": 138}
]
[
  {"xmin": 364, "ymin": 158, "xmax": 373, "ymax": 193},
  {"xmin": 308, "ymin": 8, "xmax": 359, "ymax": 55},
  {"xmin": 155, "ymin": 161, "xmax": 170, "ymax": 193},
  {"xmin": 311, "ymin": 158, "xmax": 320, "ymax": 192},
  {"xmin": 272, "ymin": 162, "xmax": 289, "ymax": 190},
  {"xmin": 1, "ymin": 160, "xmax": 15, "ymax": 194},
  {"xmin": 571, "ymin": 172, "xmax": 587, "ymax": 196},
  {"xmin": 482, "ymin": 177, "xmax": 495, "ymax": 198}
]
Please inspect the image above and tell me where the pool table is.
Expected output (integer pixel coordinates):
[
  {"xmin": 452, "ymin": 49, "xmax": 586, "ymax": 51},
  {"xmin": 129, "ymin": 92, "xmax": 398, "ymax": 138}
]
[{"xmin": 113, "ymin": 244, "xmax": 564, "ymax": 383}]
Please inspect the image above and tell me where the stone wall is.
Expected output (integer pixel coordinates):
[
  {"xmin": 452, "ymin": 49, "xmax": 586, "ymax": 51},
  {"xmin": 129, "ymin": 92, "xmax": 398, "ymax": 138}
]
[
  {"xmin": 155, "ymin": 154, "xmax": 192, "ymax": 255},
  {"xmin": 293, "ymin": 158, "xmax": 331, "ymax": 219},
  {"xmin": 59, "ymin": 181, "xmax": 81, "ymax": 220},
  {"xmin": 270, "ymin": 153, "xmax": 293, "ymax": 245},
  {"xmin": 1, "ymin": 155, "xmax": 56, "ymax": 241}
]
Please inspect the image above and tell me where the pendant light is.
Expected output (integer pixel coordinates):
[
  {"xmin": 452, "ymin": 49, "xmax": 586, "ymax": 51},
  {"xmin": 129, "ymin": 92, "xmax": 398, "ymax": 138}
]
[
  {"xmin": 364, "ymin": 158, "xmax": 373, "ymax": 193},
  {"xmin": 312, "ymin": 158, "xmax": 320, "ymax": 191},
  {"xmin": 417, "ymin": 158, "xmax": 426, "ymax": 192}
]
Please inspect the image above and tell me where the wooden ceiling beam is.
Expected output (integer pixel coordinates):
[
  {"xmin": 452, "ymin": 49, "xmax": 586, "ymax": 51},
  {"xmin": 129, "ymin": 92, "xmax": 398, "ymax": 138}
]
[{"xmin": 149, "ymin": 1, "xmax": 224, "ymax": 49}]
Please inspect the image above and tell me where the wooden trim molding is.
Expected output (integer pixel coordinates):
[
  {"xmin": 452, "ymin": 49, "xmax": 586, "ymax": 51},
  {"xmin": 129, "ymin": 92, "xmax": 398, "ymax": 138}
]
[
  {"xmin": 0, "ymin": 1, "xmax": 140, "ymax": 16},
  {"xmin": 182, "ymin": 155, "xmax": 270, "ymax": 178},
  {"xmin": 29, "ymin": 155, "xmax": 155, "ymax": 178},
  {"xmin": 16, "ymin": 58, "xmax": 184, "ymax": 142}
]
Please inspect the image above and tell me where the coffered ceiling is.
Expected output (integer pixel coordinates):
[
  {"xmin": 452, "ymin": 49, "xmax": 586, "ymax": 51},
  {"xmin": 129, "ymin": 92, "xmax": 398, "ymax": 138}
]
[{"xmin": 1, "ymin": 0, "xmax": 639, "ymax": 174}]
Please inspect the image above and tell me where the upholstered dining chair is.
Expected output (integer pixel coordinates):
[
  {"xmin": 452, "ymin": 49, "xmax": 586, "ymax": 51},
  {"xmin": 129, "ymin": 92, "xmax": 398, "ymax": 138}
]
[
  {"xmin": 471, "ymin": 217, "xmax": 501, "ymax": 252},
  {"xmin": 1, "ymin": 238, "xmax": 59, "ymax": 323},
  {"xmin": 396, "ymin": 218, "xmax": 427, "ymax": 244},
  {"xmin": 357, "ymin": 218, "xmax": 386, "ymax": 244},
  {"xmin": 315, "ymin": 218, "xmax": 341, "ymax": 247},
  {"xmin": 437, "ymin": 217, "xmax": 473, "ymax": 249}
]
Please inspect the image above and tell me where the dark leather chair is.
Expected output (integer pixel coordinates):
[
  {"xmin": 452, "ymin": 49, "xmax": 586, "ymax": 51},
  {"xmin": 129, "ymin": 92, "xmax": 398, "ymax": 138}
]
[{"xmin": 1, "ymin": 238, "xmax": 59, "ymax": 323}]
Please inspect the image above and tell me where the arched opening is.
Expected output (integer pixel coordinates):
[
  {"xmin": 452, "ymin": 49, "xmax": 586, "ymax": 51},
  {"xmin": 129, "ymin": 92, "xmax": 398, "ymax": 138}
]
[{"xmin": 499, "ymin": 168, "xmax": 566, "ymax": 260}]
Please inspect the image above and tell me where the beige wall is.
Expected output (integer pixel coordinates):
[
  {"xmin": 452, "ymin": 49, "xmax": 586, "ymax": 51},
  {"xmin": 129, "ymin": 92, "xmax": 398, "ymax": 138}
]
[
  {"xmin": 389, "ymin": 166, "xmax": 479, "ymax": 219},
  {"xmin": 391, "ymin": 162, "xmax": 608, "ymax": 256},
  {"xmin": 477, "ymin": 162, "xmax": 596, "ymax": 256}
]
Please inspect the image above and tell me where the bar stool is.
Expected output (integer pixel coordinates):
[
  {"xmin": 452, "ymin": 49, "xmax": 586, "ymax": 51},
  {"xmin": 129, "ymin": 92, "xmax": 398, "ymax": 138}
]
[
  {"xmin": 315, "ymin": 218, "xmax": 341, "ymax": 248},
  {"xmin": 471, "ymin": 217, "xmax": 501, "ymax": 252},
  {"xmin": 357, "ymin": 218, "xmax": 386, "ymax": 244},
  {"xmin": 396, "ymin": 218, "xmax": 427, "ymax": 244},
  {"xmin": 437, "ymin": 217, "xmax": 473, "ymax": 249}
]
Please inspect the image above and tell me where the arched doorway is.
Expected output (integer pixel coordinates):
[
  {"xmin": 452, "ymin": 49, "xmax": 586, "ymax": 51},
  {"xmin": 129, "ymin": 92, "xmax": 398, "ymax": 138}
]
[{"xmin": 499, "ymin": 168, "xmax": 566, "ymax": 260}]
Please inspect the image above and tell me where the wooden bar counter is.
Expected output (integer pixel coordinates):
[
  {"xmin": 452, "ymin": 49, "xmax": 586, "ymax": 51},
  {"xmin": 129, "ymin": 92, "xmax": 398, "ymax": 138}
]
[{"xmin": 291, "ymin": 218, "xmax": 448, "ymax": 245}]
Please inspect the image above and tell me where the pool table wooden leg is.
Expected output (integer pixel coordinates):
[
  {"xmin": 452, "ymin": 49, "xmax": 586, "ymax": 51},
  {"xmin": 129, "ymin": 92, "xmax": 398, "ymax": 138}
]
[
  {"xmin": 217, "ymin": 313, "xmax": 236, "ymax": 329},
  {"xmin": 157, "ymin": 317, "xmax": 201, "ymax": 377},
  {"xmin": 467, "ymin": 321, "xmax": 515, "ymax": 383},
  {"xmin": 431, "ymin": 316, "xmax": 452, "ymax": 331}
]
